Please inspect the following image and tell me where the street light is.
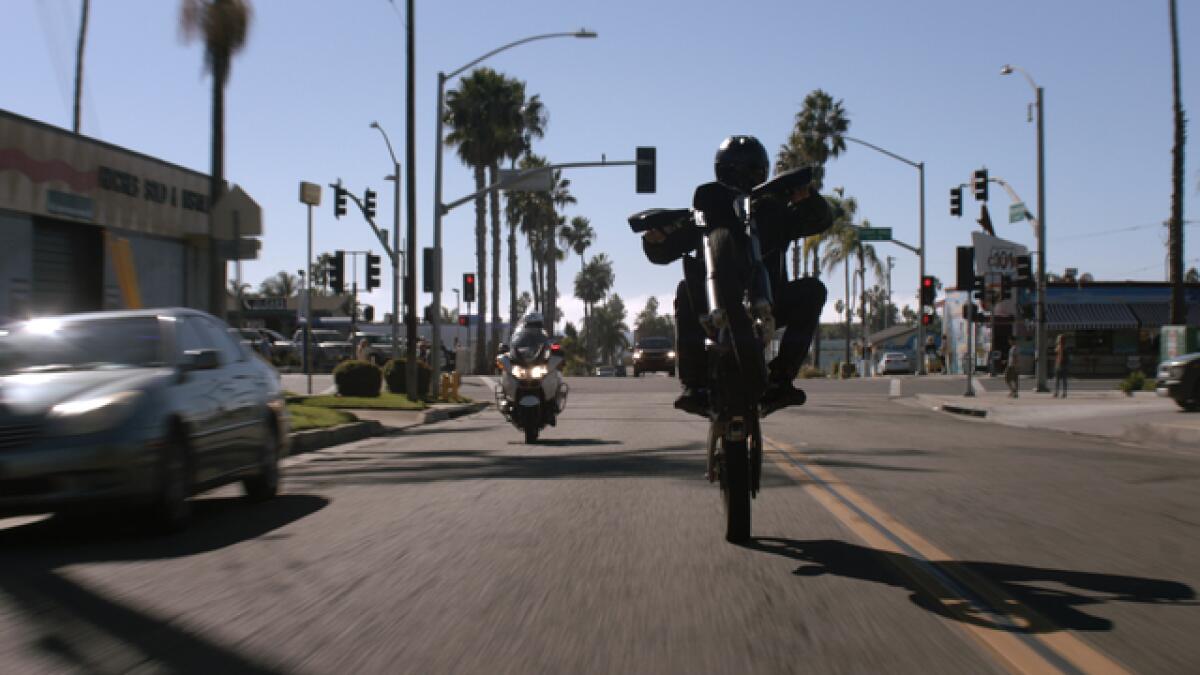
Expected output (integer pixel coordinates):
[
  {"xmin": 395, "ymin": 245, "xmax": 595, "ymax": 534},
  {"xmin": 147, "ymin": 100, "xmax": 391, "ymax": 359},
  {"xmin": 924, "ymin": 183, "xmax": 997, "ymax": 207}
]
[
  {"xmin": 369, "ymin": 121, "xmax": 405, "ymax": 372},
  {"xmin": 1001, "ymin": 63, "xmax": 1048, "ymax": 392},
  {"xmin": 430, "ymin": 29, "xmax": 597, "ymax": 392}
]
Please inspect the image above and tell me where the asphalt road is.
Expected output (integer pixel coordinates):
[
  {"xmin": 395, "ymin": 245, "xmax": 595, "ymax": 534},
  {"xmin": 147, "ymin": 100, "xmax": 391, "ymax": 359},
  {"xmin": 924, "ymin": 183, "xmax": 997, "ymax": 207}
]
[{"xmin": 2, "ymin": 374, "xmax": 1197, "ymax": 674}]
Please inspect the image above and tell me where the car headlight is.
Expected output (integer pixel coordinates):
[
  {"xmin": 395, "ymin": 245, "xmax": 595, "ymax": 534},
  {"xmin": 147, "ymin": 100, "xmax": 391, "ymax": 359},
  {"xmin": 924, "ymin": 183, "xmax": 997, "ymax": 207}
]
[
  {"xmin": 667, "ymin": 350, "xmax": 676, "ymax": 359},
  {"xmin": 49, "ymin": 391, "xmax": 144, "ymax": 436},
  {"xmin": 633, "ymin": 350, "xmax": 642, "ymax": 360}
]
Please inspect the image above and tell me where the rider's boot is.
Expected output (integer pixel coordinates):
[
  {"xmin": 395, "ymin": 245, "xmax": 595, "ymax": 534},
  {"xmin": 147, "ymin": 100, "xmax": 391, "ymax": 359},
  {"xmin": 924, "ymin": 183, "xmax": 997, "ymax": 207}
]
[
  {"xmin": 674, "ymin": 385, "xmax": 710, "ymax": 417},
  {"xmin": 761, "ymin": 363, "xmax": 807, "ymax": 415}
]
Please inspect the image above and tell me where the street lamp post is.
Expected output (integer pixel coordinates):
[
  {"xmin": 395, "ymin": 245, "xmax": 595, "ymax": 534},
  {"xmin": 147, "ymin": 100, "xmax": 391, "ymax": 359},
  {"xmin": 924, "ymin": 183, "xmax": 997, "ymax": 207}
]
[
  {"xmin": 1002, "ymin": 64, "xmax": 1048, "ymax": 392},
  {"xmin": 431, "ymin": 29, "xmax": 596, "ymax": 392},
  {"xmin": 369, "ymin": 122, "xmax": 403, "ymax": 368}
]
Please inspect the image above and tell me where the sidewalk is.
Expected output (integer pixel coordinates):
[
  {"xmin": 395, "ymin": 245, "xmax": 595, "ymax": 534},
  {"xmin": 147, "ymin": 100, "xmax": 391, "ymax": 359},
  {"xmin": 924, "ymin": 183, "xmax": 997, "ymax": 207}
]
[
  {"xmin": 912, "ymin": 389, "xmax": 1200, "ymax": 450},
  {"xmin": 287, "ymin": 401, "xmax": 489, "ymax": 456}
]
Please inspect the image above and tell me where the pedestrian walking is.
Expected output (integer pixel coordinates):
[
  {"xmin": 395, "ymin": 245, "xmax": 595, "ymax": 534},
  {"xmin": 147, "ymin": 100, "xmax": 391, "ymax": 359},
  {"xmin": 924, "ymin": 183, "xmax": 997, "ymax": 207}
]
[
  {"xmin": 356, "ymin": 337, "xmax": 371, "ymax": 364},
  {"xmin": 1053, "ymin": 334, "xmax": 1070, "ymax": 398},
  {"xmin": 1005, "ymin": 341, "xmax": 1020, "ymax": 398}
]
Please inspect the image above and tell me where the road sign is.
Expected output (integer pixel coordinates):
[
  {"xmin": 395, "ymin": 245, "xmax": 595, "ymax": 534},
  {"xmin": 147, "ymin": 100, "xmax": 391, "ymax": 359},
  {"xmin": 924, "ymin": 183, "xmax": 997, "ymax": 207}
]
[
  {"xmin": 211, "ymin": 184, "xmax": 262, "ymax": 239},
  {"xmin": 1009, "ymin": 202, "xmax": 1026, "ymax": 223},
  {"xmin": 498, "ymin": 168, "xmax": 554, "ymax": 192},
  {"xmin": 857, "ymin": 227, "xmax": 892, "ymax": 241}
]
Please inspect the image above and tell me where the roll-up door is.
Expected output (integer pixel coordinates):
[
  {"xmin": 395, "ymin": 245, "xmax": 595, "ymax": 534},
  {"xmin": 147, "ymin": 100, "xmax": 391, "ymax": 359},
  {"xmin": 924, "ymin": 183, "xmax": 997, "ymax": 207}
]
[{"xmin": 32, "ymin": 218, "xmax": 103, "ymax": 316}]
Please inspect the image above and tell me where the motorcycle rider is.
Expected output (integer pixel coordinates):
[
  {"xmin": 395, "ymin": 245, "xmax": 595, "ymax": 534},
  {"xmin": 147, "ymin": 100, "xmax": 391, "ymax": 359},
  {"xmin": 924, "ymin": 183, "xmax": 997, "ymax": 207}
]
[{"xmin": 641, "ymin": 135, "xmax": 832, "ymax": 415}]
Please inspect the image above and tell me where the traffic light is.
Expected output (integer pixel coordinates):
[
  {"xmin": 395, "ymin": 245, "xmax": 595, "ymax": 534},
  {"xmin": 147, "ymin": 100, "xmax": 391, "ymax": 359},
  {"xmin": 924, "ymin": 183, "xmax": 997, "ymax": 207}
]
[
  {"xmin": 972, "ymin": 169, "xmax": 989, "ymax": 201},
  {"xmin": 334, "ymin": 187, "xmax": 347, "ymax": 218},
  {"xmin": 1014, "ymin": 254, "xmax": 1033, "ymax": 288},
  {"xmin": 364, "ymin": 188, "xmax": 377, "ymax": 220},
  {"xmin": 329, "ymin": 250, "xmax": 345, "ymax": 294},
  {"xmin": 423, "ymin": 247, "xmax": 438, "ymax": 293},
  {"xmin": 921, "ymin": 311, "xmax": 933, "ymax": 326},
  {"xmin": 365, "ymin": 253, "xmax": 381, "ymax": 290},
  {"xmin": 362, "ymin": 305, "xmax": 375, "ymax": 323},
  {"xmin": 950, "ymin": 187, "xmax": 962, "ymax": 217},
  {"xmin": 920, "ymin": 275, "xmax": 937, "ymax": 306},
  {"xmin": 457, "ymin": 315, "xmax": 469, "ymax": 326},
  {"xmin": 971, "ymin": 274, "xmax": 985, "ymax": 300},
  {"xmin": 463, "ymin": 273, "xmax": 476, "ymax": 303},
  {"xmin": 636, "ymin": 146, "xmax": 656, "ymax": 194},
  {"xmin": 423, "ymin": 304, "xmax": 436, "ymax": 324},
  {"xmin": 956, "ymin": 246, "xmax": 975, "ymax": 290}
]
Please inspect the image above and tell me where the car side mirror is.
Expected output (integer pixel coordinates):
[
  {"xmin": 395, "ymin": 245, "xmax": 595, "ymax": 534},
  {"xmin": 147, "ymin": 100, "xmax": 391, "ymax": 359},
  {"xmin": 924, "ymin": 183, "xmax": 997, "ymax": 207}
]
[{"xmin": 181, "ymin": 349, "xmax": 220, "ymax": 371}]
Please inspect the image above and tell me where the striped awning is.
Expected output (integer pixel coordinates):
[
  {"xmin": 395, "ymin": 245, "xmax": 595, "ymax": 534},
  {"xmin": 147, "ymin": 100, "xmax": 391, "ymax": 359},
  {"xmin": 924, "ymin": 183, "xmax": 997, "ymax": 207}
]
[
  {"xmin": 1045, "ymin": 303, "xmax": 1138, "ymax": 330},
  {"xmin": 1127, "ymin": 302, "xmax": 1200, "ymax": 327}
]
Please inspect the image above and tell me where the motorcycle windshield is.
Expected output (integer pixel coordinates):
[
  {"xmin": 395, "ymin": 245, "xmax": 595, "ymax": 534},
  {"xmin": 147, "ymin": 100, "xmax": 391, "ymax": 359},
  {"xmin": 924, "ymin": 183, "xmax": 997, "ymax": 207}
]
[{"xmin": 509, "ymin": 328, "xmax": 548, "ymax": 366}]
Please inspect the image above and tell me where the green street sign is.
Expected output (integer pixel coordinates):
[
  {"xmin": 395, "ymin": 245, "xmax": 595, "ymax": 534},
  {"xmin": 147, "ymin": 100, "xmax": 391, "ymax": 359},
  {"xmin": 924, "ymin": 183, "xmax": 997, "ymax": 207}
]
[
  {"xmin": 1009, "ymin": 202, "xmax": 1026, "ymax": 223},
  {"xmin": 858, "ymin": 227, "xmax": 892, "ymax": 241}
]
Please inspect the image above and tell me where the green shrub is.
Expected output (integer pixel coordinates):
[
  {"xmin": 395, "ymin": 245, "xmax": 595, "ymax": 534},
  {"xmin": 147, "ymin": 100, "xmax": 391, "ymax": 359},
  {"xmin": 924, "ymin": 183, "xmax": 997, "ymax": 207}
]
[
  {"xmin": 383, "ymin": 358, "xmax": 432, "ymax": 396},
  {"xmin": 334, "ymin": 360, "xmax": 383, "ymax": 397},
  {"xmin": 799, "ymin": 365, "xmax": 827, "ymax": 379},
  {"xmin": 1118, "ymin": 370, "xmax": 1146, "ymax": 396}
]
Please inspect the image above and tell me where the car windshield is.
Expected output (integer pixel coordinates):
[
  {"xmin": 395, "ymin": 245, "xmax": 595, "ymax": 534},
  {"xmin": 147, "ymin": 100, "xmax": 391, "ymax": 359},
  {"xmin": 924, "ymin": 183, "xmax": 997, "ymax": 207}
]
[
  {"xmin": 638, "ymin": 337, "xmax": 672, "ymax": 349},
  {"xmin": 0, "ymin": 316, "xmax": 165, "ymax": 374},
  {"xmin": 310, "ymin": 330, "xmax": 343, "ymax": 341}
]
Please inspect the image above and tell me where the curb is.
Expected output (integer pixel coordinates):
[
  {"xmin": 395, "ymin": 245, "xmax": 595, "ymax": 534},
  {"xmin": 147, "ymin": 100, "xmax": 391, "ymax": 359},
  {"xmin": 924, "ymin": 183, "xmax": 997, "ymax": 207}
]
[
  {"xmin": 287, "ymin": 420, "xmax": 384, "ymax": 456},
  {"xmin": 940, "ymin": 404, "xmax": 988, "ymax": 418},
  {"xmin": 420, "ymin": 401, "xmax": 490, "ymax": 423}
]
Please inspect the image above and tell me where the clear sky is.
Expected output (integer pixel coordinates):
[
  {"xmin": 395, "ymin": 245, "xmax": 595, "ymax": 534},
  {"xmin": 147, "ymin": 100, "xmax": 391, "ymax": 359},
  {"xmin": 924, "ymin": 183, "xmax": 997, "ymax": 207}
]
[{"xmin": 3, "ymin": 0, "xmax": 1198, "ymax": 327}]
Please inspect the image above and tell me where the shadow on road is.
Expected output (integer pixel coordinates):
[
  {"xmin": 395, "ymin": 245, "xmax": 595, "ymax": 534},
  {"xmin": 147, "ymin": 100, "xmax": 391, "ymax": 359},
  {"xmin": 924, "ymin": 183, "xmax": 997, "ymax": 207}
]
[
  {"xmin": 0, "ymin": 494, "xmax": 328, "ymax": 673},
  {"xmin": 744, "ymin": 537, "xmax": 1196, "ymax": 633},
  {"xmin": 514, "ymin": 438, "xmax": 623, "ymax": 447}
]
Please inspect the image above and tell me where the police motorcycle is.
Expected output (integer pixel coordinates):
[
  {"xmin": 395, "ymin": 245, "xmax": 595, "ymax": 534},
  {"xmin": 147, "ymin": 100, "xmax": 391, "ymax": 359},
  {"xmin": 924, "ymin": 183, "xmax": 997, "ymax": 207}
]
[
  {"xmin": 494, "ymin": 315, "xmax": 569, "ymax": 444},
  {"xmin": 628, "ymin": 166, "xmax": 813, "ymax": 542}
]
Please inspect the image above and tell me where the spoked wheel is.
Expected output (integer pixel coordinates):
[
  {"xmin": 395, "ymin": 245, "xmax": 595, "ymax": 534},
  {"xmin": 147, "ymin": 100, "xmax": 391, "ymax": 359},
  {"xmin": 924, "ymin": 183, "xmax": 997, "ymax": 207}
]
[{"xmin": 718, "ymin": 435, "xmax": 752, "ymax": 543}]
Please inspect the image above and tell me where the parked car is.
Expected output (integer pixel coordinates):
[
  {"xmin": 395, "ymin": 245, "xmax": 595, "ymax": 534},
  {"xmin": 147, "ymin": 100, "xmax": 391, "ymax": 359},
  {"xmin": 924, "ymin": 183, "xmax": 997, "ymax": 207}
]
[
  {"xmin": 261, "ymin": 328, "xmax": 296, "ymax": 362},
  {"xmin": 1157, "ymin": 353, "xmax": 1200, "ymax": 411},
  {"xmin": 877, "ymin": 351, "xmax": 913, "ymax": 375},
  {"xmin": 632, "ymin": 336, "xmax": 676, "ymax": 377},
  {"xmin": 351, "ymin": 332, "xmax": 399, "ymax": 365},
  {"xmin": 0, "ymin": 308, "xmax": 288, "ymax": 531},
  {"xmin": 292, "ymin": 328, "xmax": 353, "ymax": 371},
  {"xmin": 234, "ymin": 328, "xmax": 273, "ymax": 358}
]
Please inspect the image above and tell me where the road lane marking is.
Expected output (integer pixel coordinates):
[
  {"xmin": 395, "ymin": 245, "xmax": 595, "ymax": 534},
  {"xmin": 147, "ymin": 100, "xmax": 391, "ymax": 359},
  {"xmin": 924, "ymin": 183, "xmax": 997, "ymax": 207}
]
[
  {"xmin": 889, "ymin": 378, "xmax": 902, "ymax": 398},
  {"xmin": 479, "ymin": 376, "xmax": 497, "ymax": 391},
  {"xmin": 975, "ymin": 378, "xmax": 989, "ymax": 395},
  {"xmin": 763, "ymin": 437, "xmax": 1129, "ymax": 675}
]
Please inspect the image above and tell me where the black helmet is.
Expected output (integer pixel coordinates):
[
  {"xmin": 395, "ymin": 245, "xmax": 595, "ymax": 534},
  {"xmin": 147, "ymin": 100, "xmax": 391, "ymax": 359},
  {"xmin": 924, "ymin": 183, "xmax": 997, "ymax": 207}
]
[{"xmin": 714, "ymin": 135, "xmax": 769, "ymax": 192}]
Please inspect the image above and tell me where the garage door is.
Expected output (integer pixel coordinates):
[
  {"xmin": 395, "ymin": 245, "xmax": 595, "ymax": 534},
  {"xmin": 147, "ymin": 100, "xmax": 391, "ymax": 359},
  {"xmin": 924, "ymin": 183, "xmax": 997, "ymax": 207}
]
[{"xmin": 32, "ymin": 218, "xmax": 102, "ymax": 316}]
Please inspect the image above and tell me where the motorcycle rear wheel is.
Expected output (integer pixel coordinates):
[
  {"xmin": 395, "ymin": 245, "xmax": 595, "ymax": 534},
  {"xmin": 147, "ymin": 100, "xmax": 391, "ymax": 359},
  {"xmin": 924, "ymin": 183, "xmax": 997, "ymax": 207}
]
[
  {"xmin": 719, "ymin": 436, "xmax": 752, "ymax": 543},
  {"xmin": 524, "ymin": 425, "xmax": 539, "ymax": 444}
]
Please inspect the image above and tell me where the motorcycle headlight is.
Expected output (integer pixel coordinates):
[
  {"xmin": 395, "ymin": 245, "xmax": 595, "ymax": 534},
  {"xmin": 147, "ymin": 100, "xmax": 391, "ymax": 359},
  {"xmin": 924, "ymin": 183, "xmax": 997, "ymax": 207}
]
[
  {"xmin": 633, "ymin": 350, "xmax": 643, "ymax": 360},
  {"xmin": 667, "ymin": 350, "xmax": 676, "ymax": 359},
  {"xmin": 511, "ymin": 364, "xmax": 548, "ymax": 379},
  {"xmin": 530, "ymin": 365, "xmax": 549, "ymax": 379},
  {"xmin": 50, "ymin": 391, "xmax": 144, "ymax": 436},
  {"xmin": 510, "ymin": 365, "xmax": 528, "ymax": 379}
]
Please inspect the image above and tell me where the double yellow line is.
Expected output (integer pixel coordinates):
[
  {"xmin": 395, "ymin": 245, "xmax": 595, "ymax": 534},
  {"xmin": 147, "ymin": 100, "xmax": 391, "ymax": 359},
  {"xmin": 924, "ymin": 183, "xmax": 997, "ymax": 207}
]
[{"xmin": 764, "ymin": 437, "xmax": 1129, "ymax": 675}]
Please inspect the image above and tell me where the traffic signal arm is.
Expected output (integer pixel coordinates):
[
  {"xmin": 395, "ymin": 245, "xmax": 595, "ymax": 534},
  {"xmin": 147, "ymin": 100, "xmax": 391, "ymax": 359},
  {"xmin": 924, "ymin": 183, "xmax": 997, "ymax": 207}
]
[{"xmin": 328, "ymin": 182, "xmax": 395, "ymax": 260}]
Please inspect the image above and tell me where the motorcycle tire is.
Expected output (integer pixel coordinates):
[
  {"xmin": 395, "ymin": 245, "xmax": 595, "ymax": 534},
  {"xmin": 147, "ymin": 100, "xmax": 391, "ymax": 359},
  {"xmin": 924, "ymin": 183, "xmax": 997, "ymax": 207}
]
[
  {"xmin": 524, "ymin": 425, "xmax": 539, "ymax": 444},
  {"xmin": 719, "ymin": 435, "xmax": 752, "ymax": 543}
]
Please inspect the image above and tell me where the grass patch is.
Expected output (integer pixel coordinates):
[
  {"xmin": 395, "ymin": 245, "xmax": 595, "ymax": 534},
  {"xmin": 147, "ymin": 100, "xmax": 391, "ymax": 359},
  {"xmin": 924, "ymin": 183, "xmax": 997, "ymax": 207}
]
[
  {"xmin": 287, "ymin": 403, "xmax": 357, "ymax": 431},
  {"xmin": 290, "ymin": 391, "xmax": 427, "ymax": 410}
]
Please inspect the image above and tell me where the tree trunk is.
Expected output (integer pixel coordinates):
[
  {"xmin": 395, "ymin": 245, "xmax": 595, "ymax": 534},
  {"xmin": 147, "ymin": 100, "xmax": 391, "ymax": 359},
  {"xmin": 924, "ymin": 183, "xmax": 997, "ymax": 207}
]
[
  {"xmin": 1169, "ymin": 0, "xmax": 1187, "ymax": 324},
  {"xmin": 844, "ymin": 258, "xmax": 851, "ymax": 367},
  {"xmin": 73, "ymin": 0, "xmax": 89, "ymax": 134},
  {"xmin": 473, "ymin": 164, "xmax": 488, "ymax": 373},
  {"xmin": 547, "ymin": 228, "xmax": 558, "ymax": 335},
  {"xmin": 488, "ymin": 165, "xmax": 502, "ymax": 358},
  {"xmin": 208, "ymin": 54, "xmax": 229, "ymax": 320},
  {"xmin": 508, "ymin": 216, "xmax": 519, "ymax": 327}
]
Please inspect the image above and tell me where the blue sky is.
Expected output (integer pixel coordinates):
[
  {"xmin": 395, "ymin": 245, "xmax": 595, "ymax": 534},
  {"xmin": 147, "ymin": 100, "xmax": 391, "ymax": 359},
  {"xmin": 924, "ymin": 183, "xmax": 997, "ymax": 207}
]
[{"xmin": 3, "ymin": 0, "xmax": 1198, "ymax": 326}]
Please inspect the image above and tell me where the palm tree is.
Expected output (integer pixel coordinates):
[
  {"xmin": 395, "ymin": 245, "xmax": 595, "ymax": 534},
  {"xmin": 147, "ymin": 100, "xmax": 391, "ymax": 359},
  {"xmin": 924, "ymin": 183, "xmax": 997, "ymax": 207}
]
[
  {"xmin": 574, "ymin": 253, "xmax": 613, "ymax": 365},
  {"xmin": 776, "ymin": 89, "xmax": 850, "ymax": 280},
  {"xmin": 501, "ymin": 93, "xmax": 546, "ymax": 333},
  {"xmin": 822, "ymin": 215, "xmax": 884, "ymax": 367},
  {"xmin": 591, "ymin": 294, "xmax": 630, "ymax": 366},
  {"xmin": 804, "ymin": 193, "xmax": 856, "ymax": 368},
  {"xmin": 258, "ymin": 271, "xmax": 298, "ymax": 298},
  {"xmin": 560, "ymin": 215, "xmax": 594, "ymax": 353},
  {"xmin": 444, "ymin": 68, "xmax": 509, "ymax": 371},
  {"xmin": 544, "ymin": 169, "xmax": 575, "ymax": 335},
  {"xmin": 180, "ymin": 0, "xmax": 253, "ymax": 318}
]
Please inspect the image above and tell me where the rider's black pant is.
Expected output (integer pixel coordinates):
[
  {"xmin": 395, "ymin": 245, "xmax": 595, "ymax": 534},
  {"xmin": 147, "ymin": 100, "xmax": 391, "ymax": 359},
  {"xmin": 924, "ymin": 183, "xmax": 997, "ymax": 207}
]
[{"xmin": 675, "ymin": 273, "xmax": 827, "ymax": 389}]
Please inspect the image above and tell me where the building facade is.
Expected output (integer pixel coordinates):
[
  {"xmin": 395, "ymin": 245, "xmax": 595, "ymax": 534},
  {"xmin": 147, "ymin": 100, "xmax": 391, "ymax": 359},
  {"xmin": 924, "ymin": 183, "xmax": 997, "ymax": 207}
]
[{"xmin": 0, "ymin": 109, "xmax": 249, "ymax": 320}]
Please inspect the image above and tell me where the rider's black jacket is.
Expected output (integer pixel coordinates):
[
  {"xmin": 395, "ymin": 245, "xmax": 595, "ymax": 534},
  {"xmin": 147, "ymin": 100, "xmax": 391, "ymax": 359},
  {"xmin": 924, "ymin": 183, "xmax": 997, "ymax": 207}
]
[{"xmin": 642, "ymin": 181, "xmax": 834, "ymax": 293}]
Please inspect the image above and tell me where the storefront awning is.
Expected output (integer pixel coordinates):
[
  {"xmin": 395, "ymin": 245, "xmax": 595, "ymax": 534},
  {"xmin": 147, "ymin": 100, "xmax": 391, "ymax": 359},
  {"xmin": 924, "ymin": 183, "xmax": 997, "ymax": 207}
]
[
  {"xmin": 1128, "ymin": 302, "xmax": 1200, "ymax": 327},
  {"xmin": 1046, "ymin": 303, "xmax": 1138, "ymax": 330}
]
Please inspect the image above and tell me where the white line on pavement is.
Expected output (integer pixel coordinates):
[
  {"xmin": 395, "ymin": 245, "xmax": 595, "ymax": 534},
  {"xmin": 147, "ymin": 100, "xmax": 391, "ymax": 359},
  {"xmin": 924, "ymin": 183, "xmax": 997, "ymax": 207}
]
[
  {"xmin": 479, "ymin": 376, "xmax": 497, "ymax": 390},
  {"xmin": 974, "ymin": 377, "xmax": 988, "ymax": 394},
  {"xmin": 889, "ymin": 378, "xmax": 902, "ymax": 398}
]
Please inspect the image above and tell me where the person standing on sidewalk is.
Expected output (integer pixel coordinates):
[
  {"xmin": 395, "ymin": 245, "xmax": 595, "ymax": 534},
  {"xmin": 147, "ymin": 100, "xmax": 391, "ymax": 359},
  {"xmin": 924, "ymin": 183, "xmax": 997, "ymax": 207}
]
[
  {"xmin": 1005, "ymin": 341, "xmax": 1020, "ymax": 398},
  {"xmin": 1053, "ymin": 334, "xmax": 1070, "ymax": 398}
]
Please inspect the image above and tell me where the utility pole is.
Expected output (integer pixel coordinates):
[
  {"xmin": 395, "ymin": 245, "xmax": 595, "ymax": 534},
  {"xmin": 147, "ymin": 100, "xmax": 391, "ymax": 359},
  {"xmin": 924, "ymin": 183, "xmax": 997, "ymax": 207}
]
[
  {"xmin": 885, "ymin": 256, "xmax": 895, "ymax": 330},
  {"xmin": 73, "ymin": 0, "xmax": 89, "ymax": 134},
  {"xmin": 404, "ymin": 0, "xmax": 418, "ymax": 399}
]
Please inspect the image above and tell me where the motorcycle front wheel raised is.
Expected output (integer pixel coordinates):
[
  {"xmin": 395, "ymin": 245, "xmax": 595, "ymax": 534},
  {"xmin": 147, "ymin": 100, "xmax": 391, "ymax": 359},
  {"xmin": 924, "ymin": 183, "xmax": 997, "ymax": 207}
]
[{"xmin": 718, "ymin": 435, "xmax": 752, "ymax": 543}]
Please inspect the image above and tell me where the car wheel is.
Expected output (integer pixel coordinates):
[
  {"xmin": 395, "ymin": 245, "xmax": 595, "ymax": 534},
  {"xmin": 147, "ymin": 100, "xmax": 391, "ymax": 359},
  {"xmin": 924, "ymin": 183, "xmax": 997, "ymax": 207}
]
[
  {"xmin": 148, "ymin": 436, "xmax": 192, "ymax": 534},
  {"xmin": 668, "ymin": 367, "xmax": 676, "ymax": 377},
  {"xmin": 244, "ymin": 420, "xmax": 281, "ymax": 502}
]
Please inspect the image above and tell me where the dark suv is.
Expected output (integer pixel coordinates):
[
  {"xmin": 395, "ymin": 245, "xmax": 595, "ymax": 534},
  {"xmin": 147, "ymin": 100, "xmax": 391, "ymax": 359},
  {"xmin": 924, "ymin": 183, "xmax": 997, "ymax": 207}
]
[
  {"xmin": 1157, "ymin": 353, "xmax": 1200, "ymax": 411},
  {"xmin": 632, "ymin": 336, "xmax": 675, "ymax": 377}
]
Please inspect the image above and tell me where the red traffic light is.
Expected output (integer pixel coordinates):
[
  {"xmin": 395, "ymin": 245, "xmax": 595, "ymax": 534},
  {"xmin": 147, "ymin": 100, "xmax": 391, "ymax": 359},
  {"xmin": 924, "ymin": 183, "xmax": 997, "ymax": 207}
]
[
  {"xmin": 457, "ymin": 316, "xmax": 468, "ymax": 326},
  {"xmin": 465, "ymin": 274, "xmax": 474, "ymax": 283},
  {"xmin": 921, "ymin": 313, "xmax": 933, "ymax": 326},
  {"xmin": 922, "ymin": 277, "xmax": 934, "ymax": 288}
]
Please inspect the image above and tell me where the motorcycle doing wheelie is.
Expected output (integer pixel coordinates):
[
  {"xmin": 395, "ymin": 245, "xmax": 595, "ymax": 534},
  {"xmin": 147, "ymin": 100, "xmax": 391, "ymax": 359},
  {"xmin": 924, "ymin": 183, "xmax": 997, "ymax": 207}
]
[
  {"xmin": 494, "ymin": 328, "xmax": 569, "ymax": 444},
  {"xmin": 630, "ymin": 167, "xmax": 813, "ymax": 542}
]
